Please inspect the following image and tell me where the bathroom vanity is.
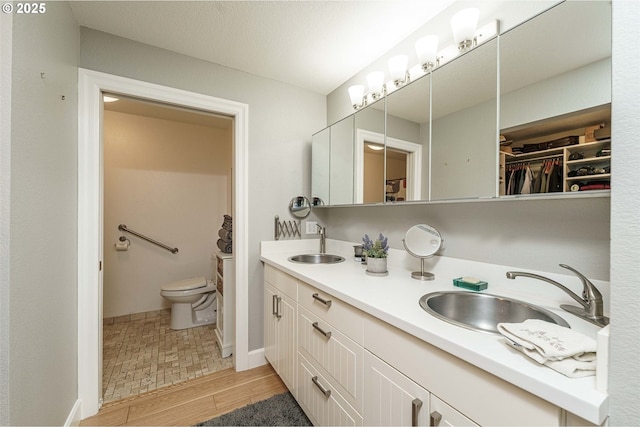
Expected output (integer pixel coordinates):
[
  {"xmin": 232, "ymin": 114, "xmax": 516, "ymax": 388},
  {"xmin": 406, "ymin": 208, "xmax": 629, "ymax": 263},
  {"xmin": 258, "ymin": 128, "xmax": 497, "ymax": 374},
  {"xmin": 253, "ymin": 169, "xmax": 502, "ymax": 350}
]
[{"xmin": 260, "ymin": 239, "xmax": 608, "ymax": 426}]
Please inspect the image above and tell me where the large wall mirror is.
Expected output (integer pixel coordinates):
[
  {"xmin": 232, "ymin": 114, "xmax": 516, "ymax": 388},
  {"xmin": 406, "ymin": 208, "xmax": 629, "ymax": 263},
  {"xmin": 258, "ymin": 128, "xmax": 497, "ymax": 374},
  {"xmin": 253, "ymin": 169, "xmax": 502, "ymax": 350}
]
[
  {"xmin": 328, "ymin": 115, "xmax": 354, "ymax": 205},
  {"xmin": 312, "ymin": 1, "xmax": 611, "ymax": 207},
  {"xmin": 431, "ymin": 37, "xmax": 498, "ymax": 201},
  {"xmin": 499, "ymin": 1, "xmax": 611, "ymax": 197},
  {"xmin": 354, "ymin": 101, "xmax": 385, "ymax": 203},
  {"xmin": 385, "ymin": 74, "xmax": 430, "ymax": 202}
]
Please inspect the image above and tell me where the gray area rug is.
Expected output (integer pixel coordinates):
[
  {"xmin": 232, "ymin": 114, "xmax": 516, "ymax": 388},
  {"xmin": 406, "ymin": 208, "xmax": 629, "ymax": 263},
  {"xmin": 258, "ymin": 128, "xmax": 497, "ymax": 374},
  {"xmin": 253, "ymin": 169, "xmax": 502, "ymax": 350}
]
[{"xmin": 195, "ymin": 392, "xmax": 312, "ymax": 426}]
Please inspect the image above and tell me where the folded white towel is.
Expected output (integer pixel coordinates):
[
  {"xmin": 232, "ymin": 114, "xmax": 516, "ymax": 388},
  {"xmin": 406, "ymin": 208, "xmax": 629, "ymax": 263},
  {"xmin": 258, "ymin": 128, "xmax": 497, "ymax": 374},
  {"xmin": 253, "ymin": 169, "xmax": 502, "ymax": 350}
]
[{"xmin": 498, "ymin": 319, "xmax": 597, "ymax": 378}]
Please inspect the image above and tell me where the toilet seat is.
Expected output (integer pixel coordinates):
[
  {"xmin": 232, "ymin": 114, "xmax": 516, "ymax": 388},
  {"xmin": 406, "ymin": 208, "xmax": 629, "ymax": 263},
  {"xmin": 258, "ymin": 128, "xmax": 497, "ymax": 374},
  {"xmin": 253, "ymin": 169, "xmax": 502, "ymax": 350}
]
[{"xmin": 161, "ymin": 276, "xmax": 207, "ymax": 292}]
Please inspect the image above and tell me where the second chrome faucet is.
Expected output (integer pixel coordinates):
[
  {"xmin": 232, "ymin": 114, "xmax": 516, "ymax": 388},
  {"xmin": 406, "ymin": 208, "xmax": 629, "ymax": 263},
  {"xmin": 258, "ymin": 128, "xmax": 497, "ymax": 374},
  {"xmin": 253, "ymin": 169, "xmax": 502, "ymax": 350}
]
[
  {"xmin": 317, "ymin": 224, "xmax": 326, "ymax": 254},
  {"xmin": 506, "ymin": 264, "xmax": 609, "ymax": 327}
]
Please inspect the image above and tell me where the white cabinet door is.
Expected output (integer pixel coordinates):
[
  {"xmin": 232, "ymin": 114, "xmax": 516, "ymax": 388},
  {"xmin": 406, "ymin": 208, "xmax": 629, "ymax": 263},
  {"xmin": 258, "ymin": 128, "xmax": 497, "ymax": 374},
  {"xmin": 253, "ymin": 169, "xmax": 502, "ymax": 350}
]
[
  {"xmin": 276, "ymin": 291, "xmax": 297, "ymax": 392},
  {"xmin": 263, "ymin": 281, "xmax": 297, "ymax": 393},
  {"xmin": 430, "ymin": 395, "xmax": 479, "ymax": 427},
  {"xmin": 364, "ymin": 351, "xmax": 431, "ymax": 427},
  {"xmin": 263, "ymin": 283, "xmax": 278, "ymax": 366}
]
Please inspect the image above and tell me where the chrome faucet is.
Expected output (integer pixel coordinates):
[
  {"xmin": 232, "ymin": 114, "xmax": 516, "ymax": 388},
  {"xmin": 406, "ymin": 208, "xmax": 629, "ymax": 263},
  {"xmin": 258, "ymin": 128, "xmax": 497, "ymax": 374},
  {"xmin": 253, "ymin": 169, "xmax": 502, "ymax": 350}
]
[
  {"xmin": 506, "ymin": 264, "xmax": 609, "ymax": 327},
  {"xmin": 317, "ymin": 225, "xmax": 326, "ymax": 254}
]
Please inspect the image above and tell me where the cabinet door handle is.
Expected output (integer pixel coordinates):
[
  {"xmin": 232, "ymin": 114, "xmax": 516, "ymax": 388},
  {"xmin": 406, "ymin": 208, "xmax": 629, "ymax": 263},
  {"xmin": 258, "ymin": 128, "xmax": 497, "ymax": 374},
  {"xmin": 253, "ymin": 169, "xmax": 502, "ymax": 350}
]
[
  {"xmin": 311, "ymin": 375, "xmax": 331, "ymax": 398},
  {"xmin": 275, "ymin": 296, "xmax": 282, "ymax": 319},
  {"xmin": 312, "ymin": 321, "xmax": 332, "ymax": 339},
  {"xmin": 411, "ymin": 398, "xmax": 423, "ymax": 427},
  {"xmin": 272, "ymin": 294, "xmax": 278, "ymax": 316},
  {"xmin": 312, "ymin": 293, "xmax": 332, "ymax": 308},
  {"xmin": 430, "ymin": 410, "xmax": 442, "ymax": 426}
]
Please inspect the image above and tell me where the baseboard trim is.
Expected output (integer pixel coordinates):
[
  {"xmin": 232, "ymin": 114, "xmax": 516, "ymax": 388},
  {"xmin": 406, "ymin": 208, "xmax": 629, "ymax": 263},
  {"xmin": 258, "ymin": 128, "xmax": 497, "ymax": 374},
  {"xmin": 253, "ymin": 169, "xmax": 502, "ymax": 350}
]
[
  {"xmin": 246, "ymin": 348, "xmax": 266, "ymax": 370},
  {"xmin": 64, "ymin": 399, "xmax": 82, "ymax": 427}
]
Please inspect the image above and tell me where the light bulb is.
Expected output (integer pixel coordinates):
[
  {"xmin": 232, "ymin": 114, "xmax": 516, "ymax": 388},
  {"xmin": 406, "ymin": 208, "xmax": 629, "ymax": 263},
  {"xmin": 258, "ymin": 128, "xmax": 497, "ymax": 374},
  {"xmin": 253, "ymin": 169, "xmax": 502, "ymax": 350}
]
[
  {"xmin": 451, "ymin": 8, "xmax": 479, "ymax": 49},
  {"xmin": 348, "ymin": 85, "xmax": 365, "ymax": 108},
  {"xmin": 388, "ymin": 55, "xmax": 409, "ymax": 86},
  {"xmin": 415, "ymin": 35, "xmax": 439, "ymax": 71}
]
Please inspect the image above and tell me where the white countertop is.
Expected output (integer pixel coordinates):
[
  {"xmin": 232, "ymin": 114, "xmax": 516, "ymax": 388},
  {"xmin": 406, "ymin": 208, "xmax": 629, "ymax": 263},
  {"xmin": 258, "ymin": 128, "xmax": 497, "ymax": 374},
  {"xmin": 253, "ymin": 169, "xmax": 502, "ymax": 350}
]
[{"xmin": 260, "ymin": 239, "xmax": 609, "ymax": 425}]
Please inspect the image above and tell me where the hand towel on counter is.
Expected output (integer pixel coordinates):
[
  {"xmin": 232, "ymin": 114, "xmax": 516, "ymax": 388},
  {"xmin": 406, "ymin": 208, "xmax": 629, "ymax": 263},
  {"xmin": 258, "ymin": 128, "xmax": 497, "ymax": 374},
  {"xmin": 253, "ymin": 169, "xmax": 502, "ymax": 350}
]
[{"xmin": 498, "ymin": 319, "xmax": 597, "ymax": 378}]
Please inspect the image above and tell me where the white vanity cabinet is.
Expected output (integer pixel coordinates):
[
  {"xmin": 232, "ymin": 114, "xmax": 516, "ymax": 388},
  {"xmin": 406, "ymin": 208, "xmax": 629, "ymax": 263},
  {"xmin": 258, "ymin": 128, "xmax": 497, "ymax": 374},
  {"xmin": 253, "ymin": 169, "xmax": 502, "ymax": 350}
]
[
  {"xmin": 262, "ymin": 262, "xmax": 599, "ymax": 427},
  {"xmin": 263, "ymin": 265, "xmax": 297, "ymax": 393}
]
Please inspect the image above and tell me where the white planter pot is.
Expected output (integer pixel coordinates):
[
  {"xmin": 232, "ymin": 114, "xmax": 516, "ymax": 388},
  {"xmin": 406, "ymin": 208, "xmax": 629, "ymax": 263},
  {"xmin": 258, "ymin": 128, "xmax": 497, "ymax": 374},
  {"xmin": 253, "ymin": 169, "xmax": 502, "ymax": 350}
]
[{"xmin": 366, "ymin": 257, "xmax": 388, "ymax": 275}]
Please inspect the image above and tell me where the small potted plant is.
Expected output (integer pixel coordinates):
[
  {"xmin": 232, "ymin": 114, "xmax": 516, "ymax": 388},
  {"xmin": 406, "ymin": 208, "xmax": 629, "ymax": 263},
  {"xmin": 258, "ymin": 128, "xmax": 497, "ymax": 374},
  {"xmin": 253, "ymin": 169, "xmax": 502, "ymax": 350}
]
[{"xmin": 362, "ymin": 233, "xmax": 389, "ymax": 276}]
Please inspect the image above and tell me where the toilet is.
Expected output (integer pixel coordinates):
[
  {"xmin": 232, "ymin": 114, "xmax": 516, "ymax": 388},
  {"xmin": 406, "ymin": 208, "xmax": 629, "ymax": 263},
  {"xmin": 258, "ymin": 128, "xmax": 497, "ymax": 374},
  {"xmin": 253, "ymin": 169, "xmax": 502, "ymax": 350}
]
[{"xmin": 160, "ymin": 276, "xmax": 217, "ymax": 330}]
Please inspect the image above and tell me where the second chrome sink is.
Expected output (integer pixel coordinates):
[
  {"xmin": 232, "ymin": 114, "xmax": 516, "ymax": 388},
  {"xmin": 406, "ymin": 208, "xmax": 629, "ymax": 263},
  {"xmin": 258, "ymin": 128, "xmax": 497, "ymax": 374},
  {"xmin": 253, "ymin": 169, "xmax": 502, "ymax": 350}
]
[
  {"xmin": 288, "ymin": 253, "xmax": 345, "ymax": 264},
  {"xmin": 419, "ymin": 291, "xmax": 570, "ymax": 334}
]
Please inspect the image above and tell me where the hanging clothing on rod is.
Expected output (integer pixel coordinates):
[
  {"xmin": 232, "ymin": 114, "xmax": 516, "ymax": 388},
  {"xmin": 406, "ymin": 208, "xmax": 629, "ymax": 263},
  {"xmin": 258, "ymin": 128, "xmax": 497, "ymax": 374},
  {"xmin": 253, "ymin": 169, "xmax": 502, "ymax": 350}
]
[{"xmin": 505, "ymin": 155, "xmax": 563, "ymax": 195}]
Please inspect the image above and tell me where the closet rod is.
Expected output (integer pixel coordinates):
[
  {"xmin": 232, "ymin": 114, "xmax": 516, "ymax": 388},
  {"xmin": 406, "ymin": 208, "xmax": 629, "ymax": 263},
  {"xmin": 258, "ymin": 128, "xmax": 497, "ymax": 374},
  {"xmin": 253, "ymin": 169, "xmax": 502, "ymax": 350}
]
[
  {"xmin": 118, "ymin": 224, "xmax": 179, "ymax": 254},
  {"xmin": 506, "ymin": 153, "xmax": 563, "ymax": 164}
]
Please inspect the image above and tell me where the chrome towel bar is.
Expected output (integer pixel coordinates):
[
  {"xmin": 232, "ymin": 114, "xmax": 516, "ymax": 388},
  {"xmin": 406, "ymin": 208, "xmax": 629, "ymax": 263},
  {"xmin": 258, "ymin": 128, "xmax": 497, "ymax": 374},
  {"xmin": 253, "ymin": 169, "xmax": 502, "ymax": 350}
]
[{"xmin": 118, "ymin": 224, "xmax": 179, "ymax": 254}]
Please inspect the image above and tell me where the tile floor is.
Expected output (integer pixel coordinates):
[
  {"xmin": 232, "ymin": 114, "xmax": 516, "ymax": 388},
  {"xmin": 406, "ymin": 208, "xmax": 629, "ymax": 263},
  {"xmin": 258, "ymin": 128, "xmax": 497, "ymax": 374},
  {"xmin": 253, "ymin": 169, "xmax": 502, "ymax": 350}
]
[{"xmin": 102, "ymin": 309, "xmax": 234, "ymax": 403}]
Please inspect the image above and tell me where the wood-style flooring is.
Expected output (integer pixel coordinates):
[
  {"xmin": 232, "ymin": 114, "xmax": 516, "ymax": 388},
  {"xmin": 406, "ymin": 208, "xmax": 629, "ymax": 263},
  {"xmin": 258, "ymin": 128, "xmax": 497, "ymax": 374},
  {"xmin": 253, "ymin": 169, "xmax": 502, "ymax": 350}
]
[{"xmin": 80, "ymin": 363, "xmax": 287, "ymax": 426}]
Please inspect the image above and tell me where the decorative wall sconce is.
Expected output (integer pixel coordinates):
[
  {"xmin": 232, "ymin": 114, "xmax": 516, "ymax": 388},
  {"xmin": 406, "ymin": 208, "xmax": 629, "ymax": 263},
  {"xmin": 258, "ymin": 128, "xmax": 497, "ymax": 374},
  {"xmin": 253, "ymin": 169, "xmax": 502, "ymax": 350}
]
[
  {"xmin": 388, "ymin": 55, "xmax": 410, "ymax": 88},
  {"xmin": 415, "ymin": 35, "xmax": 439, "ymax": 72},
  {"xmin": 450, "ymin": 8, "xmax": 479, "ymax": 51}
]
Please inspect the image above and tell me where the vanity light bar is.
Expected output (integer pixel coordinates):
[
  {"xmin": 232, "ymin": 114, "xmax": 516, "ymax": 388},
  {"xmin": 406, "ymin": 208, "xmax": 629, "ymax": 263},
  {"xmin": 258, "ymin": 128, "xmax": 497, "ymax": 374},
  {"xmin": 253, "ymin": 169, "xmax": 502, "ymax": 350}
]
[{"xmin": 348, "ymin": 18, "xmax": 500, "ymax": 109}]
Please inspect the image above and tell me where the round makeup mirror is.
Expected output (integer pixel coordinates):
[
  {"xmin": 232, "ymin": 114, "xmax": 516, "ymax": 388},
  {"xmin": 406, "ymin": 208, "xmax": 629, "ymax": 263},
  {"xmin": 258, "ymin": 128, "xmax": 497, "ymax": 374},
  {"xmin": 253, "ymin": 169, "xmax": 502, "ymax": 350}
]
[
  {"xmin": 289, "ymin": 196, "xmax": 311, "ymax": 219},
  {"xmin": 402, "ymin": 224, "xmax": 443, "ymax": 280}
]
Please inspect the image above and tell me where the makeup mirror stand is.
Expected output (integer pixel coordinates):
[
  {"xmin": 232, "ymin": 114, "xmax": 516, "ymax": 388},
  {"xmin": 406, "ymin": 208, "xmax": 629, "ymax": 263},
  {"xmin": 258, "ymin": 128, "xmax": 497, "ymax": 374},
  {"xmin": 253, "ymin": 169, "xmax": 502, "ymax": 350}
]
[{"xmin": 402, "ymin": 224, "xmax": 443, "ymax": 281}]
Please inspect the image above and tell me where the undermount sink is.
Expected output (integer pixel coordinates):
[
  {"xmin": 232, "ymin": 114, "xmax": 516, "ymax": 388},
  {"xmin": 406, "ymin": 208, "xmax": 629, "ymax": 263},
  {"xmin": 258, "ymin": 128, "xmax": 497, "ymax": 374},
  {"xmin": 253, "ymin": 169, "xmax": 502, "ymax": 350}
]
[
  {"xmin": 288, "ymin": 253, "xmax": 345, "ymax": 264},
  {"xmin": 419, "ymin": 291, "xmax": 570, "ymax": 334}
]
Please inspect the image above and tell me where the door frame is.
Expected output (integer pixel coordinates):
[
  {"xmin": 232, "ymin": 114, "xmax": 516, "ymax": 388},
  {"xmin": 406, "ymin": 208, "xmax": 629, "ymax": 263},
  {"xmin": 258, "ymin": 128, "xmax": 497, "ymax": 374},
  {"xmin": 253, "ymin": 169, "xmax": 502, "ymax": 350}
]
[
  {"xmin": 355, "ymin": 129, "xmax": 422, "ymax": 203},
  {"xmin": 77, "ymin": 68, "xmax": 249, "ymax": 418}
]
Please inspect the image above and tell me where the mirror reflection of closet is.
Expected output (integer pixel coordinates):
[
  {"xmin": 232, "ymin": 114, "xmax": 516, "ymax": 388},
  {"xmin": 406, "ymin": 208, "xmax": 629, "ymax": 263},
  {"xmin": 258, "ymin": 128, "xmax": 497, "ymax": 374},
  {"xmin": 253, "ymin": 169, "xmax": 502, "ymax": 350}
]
[
  {"xmin": 431, "ymin": 37, "xmax": 498, "ymax": 201},
  {"xmin": 499, "ymin": 1, "xmax": 611, "ymax": 197},
  {"xmin": 354, "ymin": 101, "xmax": 385, "ymax": 204},
  {"xmin": 385, "ymin": 74, "xmax": 430, "ymax": 202}
]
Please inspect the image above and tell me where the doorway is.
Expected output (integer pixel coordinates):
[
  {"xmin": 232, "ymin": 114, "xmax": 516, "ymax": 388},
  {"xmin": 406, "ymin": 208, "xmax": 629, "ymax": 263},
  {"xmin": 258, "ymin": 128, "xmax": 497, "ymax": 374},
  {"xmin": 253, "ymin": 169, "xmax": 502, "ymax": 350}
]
[
  {"xmin": 101, "ymin": 95, "xmax": 234, "ymax": 402},
  {"xmin": 77, "ymin": 69, "xmax": 250, "ymax": 419}
]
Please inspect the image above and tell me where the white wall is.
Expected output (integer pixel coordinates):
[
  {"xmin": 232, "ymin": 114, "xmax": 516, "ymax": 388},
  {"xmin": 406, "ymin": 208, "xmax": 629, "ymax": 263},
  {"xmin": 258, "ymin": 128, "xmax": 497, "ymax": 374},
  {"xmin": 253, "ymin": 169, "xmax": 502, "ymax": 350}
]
[
  {"xmin": 609, "ymin": 1, "xmax": 640, "ymax": 425},
  {"xmin": 501, "ymin": 59, "xmax": 611, "ymax": 130},
  {"xmin": 103, "ymin": 110, "xmax": 231, "ymax": 318},
  {"xmin": 0, "ymin": 7, "xmax": 12, "ymax": 426},
  {"xmin": 7, "ymin": 2, "xmax": 79, "ymax": 425},
  {"xmin": 80, "ymin": 28, "xmax": 326, "ymax": 351}
]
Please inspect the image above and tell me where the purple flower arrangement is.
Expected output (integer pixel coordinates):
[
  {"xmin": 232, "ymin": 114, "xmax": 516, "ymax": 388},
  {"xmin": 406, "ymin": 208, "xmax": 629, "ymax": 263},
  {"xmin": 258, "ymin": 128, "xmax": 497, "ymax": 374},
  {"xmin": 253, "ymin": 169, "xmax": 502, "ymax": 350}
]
[{"xmin": 362, "ymin": 233, "xmax": 389, "ymax": 258}]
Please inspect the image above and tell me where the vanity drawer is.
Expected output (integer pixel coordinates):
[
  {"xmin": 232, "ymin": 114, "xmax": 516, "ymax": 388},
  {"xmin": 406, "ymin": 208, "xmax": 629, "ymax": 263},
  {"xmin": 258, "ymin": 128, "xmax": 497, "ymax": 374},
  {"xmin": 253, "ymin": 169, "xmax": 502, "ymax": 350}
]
[
  {"xmin": 298, "ymin": 306, "xmax": 364, "ymax": 412},
  {"xmin": 298, "ymin": 281, "xmax": 364, "ymax": 344},
  {"xmin": 297, "ymin": 353, "xmax": 363, "ymax": 426},
  {"xmin": 264, "ymin": 264, "xmax": 298, "ymax": 300}
]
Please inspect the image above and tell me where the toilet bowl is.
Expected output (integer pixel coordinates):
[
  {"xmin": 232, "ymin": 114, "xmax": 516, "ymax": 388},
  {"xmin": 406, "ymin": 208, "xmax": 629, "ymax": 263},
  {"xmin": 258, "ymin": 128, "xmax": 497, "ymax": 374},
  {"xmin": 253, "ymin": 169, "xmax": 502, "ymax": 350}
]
[{"xmin": 160, "ymin": 276, "xmax": 217, "ymax": 330}]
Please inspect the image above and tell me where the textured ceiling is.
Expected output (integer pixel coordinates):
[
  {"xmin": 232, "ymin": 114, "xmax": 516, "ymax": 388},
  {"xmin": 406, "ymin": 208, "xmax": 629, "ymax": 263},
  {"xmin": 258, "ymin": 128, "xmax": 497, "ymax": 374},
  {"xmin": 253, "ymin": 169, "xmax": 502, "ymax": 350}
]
[{"xmin": 69, "ymin": 0, "xmax": 455, "ymax": 95}]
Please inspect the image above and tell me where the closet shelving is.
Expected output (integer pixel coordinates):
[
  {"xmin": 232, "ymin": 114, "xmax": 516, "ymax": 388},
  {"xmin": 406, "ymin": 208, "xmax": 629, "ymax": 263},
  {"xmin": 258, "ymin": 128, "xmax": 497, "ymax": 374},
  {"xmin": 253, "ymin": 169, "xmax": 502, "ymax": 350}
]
[{"xmin": 499, "ymin": 104, "xmax": 611, "ymax": 196}]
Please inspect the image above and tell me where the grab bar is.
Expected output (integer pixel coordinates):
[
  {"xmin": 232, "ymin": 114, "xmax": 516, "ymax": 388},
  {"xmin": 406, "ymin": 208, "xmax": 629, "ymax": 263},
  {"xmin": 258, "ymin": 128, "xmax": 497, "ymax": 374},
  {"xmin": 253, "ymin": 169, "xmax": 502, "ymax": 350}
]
[{"xmin": 118, "ymin": 224, "xmax": 179, "ymax": 254}]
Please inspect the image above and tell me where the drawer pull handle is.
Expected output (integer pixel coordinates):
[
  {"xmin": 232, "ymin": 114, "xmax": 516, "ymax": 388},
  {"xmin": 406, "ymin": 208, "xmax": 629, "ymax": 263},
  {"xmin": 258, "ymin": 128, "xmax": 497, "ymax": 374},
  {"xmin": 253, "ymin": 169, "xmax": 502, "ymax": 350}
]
[
  {"xmin": 311, "ymin": 376, "xmax": 331, "ymax": 398},
  {"xmin": 312, "ymin": 322, "xmax": 332, "ymax": 339},
  {"xmin": 275, "ymin": 296, "xmax": 282, "ymax": 319},
  {"xmin": 412, "ymin": 398, "xmax": 423, "ymax": 427},
  {"xmin": 312, "ymin": 293, "xmax": 332, "ymax": 307},
  {"xmin": 272, "ymin": 294, "xmax": 278, "ymax": 316},
  {"xmin": 430, "ymin": 410, "xmax": 442, "ymax": 426}
]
